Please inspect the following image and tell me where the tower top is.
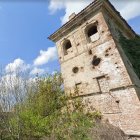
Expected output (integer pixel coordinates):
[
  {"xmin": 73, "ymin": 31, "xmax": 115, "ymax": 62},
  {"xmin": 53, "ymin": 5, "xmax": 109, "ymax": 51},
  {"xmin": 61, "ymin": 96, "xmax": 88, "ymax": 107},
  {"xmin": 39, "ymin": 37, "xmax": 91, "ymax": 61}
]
[{"xmin": 48, "ymin": 0, "xmax": 136, "ymax": 42}]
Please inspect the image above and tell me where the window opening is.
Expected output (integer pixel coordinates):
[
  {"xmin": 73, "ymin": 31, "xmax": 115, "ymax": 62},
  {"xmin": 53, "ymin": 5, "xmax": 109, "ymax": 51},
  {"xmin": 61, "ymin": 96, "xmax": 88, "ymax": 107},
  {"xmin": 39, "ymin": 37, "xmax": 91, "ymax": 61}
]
[
  {"xmin": 87, "ymin": 25, "xmax": 97, "ymax": 38},
  {"xmin": 63, "ymin": 40, "xmax": 72, "ymax": 55}
]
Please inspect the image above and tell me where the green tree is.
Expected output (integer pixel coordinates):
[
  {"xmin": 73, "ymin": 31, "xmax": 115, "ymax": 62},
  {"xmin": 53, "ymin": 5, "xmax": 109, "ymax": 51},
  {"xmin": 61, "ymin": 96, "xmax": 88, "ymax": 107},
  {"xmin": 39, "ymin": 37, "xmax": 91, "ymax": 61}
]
[
  {"xmin": 6, "ymin": 73, "xmax": 100, "ymax": 140},
  {"xmin": 1, "ymin": 72, "xmax": 127, "ymax": 140}
]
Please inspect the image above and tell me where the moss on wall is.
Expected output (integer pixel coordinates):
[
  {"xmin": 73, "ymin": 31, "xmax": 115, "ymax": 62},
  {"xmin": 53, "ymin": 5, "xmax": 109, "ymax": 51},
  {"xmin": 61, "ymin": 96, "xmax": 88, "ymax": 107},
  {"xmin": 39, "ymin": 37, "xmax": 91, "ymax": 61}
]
[{"xmin": 119, "ymin": 34, "xmax": 140, "ymax": 79}]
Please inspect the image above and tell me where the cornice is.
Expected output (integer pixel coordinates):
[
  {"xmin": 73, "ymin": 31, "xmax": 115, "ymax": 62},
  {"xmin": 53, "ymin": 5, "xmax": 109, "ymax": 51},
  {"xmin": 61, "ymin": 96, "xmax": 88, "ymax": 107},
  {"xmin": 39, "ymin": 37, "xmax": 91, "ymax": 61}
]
[
  {"xmin": 102, "ymin": 0, "xmax": 136, "ymax": 38},
  {"xmin": 48, "ymin": 0, "xmax": 136, "ymax": 42},
  {"xmin": 48, "ymin": 0, "xmax": 103, "ymax": 42}
]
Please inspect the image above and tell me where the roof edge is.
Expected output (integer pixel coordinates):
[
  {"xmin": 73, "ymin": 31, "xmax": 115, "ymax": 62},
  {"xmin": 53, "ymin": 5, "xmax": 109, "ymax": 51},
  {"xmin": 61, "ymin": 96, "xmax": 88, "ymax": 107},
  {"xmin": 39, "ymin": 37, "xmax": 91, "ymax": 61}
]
[
  {"xmin": 48, "ymin": 0, "xmax": 136, "ymax": 42},
  {"xmin": 48, "ymin": 0, "xmax": 103, "ymax": 42}
]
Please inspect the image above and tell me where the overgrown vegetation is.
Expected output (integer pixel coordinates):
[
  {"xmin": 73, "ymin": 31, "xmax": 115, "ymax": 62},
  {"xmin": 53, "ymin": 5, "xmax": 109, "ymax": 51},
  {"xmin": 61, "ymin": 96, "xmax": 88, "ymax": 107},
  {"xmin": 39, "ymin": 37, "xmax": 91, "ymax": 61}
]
[
  {"xmin": 119, "ymin": 34, "xmax": 140, "ymax": 79},
  {"xmin": 0, "ymin": 73, "xmax": 127, "ymax": 140},
  {"xmin": 0, "ymin": 73, "xmax": 101, "ymax": 140}
]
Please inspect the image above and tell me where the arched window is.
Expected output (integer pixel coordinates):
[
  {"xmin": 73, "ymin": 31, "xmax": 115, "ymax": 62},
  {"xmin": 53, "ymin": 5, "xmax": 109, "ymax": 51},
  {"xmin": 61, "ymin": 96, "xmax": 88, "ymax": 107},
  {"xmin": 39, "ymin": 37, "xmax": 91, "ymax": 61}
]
[
  {"xmin": 85, "ymin": 23, "xmax": 99, "ymax": 42},
  {"xmin": 63, "ymin": 39, "xmax": 72, "ymax": 55}
]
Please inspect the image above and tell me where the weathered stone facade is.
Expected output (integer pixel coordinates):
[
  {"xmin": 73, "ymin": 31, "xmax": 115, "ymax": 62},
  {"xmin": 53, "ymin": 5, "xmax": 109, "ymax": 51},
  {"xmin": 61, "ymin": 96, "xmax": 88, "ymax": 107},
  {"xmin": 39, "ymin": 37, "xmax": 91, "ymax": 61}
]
[{"xmin": 49, "ymin": 0, "xmax": 140, "ymax": 139}]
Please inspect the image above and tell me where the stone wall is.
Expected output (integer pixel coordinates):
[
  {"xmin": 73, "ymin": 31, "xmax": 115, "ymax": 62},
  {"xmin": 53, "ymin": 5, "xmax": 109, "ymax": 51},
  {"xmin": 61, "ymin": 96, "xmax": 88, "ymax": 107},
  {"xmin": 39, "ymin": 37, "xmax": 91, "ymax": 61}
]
[{"xmin": 55, "ymin": 7, "xmax": 140, "ymax": 138}]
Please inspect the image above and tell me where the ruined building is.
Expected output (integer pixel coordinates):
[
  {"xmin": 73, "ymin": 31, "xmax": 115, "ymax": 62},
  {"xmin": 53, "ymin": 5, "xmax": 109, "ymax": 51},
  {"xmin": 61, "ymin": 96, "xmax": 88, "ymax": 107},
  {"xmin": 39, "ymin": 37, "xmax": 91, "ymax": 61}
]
[{"xmin": 49, "ymin": 0, "xmax": 140, "ymax": 139}]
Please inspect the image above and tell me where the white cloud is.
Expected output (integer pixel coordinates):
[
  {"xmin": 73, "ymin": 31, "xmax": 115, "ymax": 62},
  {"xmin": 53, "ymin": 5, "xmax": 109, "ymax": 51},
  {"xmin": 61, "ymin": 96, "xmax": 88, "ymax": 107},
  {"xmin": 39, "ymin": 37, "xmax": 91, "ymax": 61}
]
[
  {"xmin": 49, "ymin": 0, "xmax": 140, "ymax": 24},
  {"xmin": 5, "ymin": 57, "xmax": 49, "ymax": 77},
  {"xmin": 30, "ymin": 67, "xmax": 45, "ymax": 75},
  {"xmin": 48, "ymin": 0, "xmax": 65, "ymax": 14},
  {"xmin": 49, "ymin": 0, "xmax": 92, "ymax": 24},
  {"xmin": 117, "ymin": 1, "xmax": 140, "ymax": 20},
  {"xmin": 5, "ymin": 58, "xmax": 30, "ymax": 74},
  {"xmin": 34, "ymin": 47, "xmax": 57, "ymax": 66}
]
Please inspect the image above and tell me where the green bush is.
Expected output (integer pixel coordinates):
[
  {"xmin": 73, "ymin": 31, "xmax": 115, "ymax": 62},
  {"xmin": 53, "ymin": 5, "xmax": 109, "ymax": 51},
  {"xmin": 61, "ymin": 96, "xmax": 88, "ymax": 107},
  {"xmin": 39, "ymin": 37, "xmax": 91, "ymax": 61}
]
[{"xmin": 4, "ymin": 73, "xmax": 100, "ymax": 140}]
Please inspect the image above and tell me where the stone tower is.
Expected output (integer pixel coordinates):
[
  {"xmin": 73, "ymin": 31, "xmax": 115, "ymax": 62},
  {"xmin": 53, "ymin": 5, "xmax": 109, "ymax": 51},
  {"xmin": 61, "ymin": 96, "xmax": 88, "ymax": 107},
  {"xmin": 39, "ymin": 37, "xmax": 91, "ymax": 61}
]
[{"xmin": 49, "ymin": 0, "xmax": 140, "ymax": 138}]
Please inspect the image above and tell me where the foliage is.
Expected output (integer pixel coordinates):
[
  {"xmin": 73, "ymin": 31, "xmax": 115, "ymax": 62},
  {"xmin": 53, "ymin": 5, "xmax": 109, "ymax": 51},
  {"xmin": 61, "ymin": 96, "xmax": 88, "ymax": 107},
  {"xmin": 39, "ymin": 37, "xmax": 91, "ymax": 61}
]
[
  {"xmin": 119, "ymin": 34, "xmax": 140, "ymax": 79},
  {"xmin": 1, "ymin": 73, "xmax": 101, "ymax": 140}
]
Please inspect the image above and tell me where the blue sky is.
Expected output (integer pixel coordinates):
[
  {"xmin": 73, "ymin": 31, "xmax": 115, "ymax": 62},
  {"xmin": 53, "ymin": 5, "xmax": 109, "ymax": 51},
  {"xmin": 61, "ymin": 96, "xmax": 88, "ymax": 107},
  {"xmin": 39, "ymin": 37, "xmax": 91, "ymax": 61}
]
[{"xmin": 0, "ymin": 0, "xmax": 140, "ymax": 76}]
